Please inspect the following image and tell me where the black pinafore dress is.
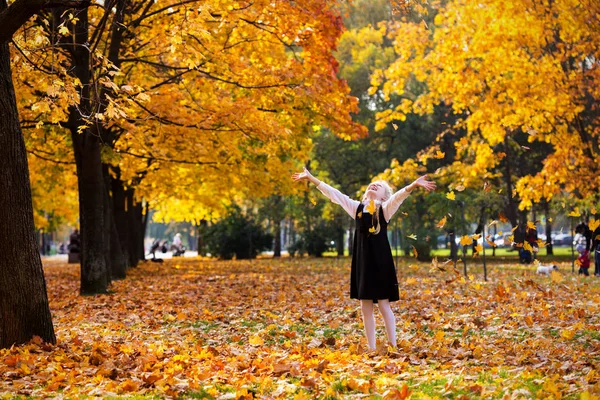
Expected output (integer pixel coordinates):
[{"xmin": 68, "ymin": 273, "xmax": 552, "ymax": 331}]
[{"xmin": 350, "ymin": 203, "xmax": 399, "ymax": 303}]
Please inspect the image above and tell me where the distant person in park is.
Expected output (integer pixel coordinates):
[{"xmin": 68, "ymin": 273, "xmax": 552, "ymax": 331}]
[
  {"xmin": 171, "ymin": 233, "xmax": 185, "ymax": 256},
  {"xmin": 517, "ymin": 223, "xmax": 537, "ymax": 264},
  {"xmin": 173, "ymin": 233, "xmax": 183, "ymax": 250},
  {"xmin": 68, "ymin": 229, "xmax": 80, "ymax": 253},
  {"xmin": 293, "ymin": 167, "xmax": 436, "ymax": 352},
  {"xmin": 577, "ymin": 244, "xmax": 590, "ymax": 276},
  {"xmin": 575, "ymin": 222, "xmax": 593, "ymax": 251}
]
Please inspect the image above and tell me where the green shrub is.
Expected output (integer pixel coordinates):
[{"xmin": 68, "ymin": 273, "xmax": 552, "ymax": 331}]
[{"xmin": 205, "ymin": 206, "xmax": 273, "ymax": 259}]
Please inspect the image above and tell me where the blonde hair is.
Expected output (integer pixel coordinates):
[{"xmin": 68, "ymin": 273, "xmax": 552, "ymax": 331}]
[{"xmin": 362, "ymin": 180, "xmax": 393, "ymax": 235}]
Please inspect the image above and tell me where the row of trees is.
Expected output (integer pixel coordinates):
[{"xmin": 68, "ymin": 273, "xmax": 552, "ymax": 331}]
[
  {"xmin": 2, "ymin": 0, "xmax": 366, "ymax": 348},
  {"xmin": 4, "ymin": 0, "xmax": 599, "ymax": 349},
  {"xmin": 259, "ymin": 0, "xmax": 600, "ymax": 260}
]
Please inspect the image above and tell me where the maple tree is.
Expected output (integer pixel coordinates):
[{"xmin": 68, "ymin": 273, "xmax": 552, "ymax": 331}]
[
  {"xmin": 371, "ymin": 0, "xmax": 600, "ymax": 226},
  {"xmin": 0, "ymin": 0, "xmax": 94, "ymax": 348},
  {"xmin": 13, "ymin": 0, "xmax": 365, "ymax": 293}
]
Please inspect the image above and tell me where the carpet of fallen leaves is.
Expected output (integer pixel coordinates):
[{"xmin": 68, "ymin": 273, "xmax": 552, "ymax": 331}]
[{"xmin": 2, "ymin": 257, "xmax": 600, "ymax": 399}]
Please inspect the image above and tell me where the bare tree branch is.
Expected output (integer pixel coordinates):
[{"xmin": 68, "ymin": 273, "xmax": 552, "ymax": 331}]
[{"xmin": 0, "ymin": 0, "xmax": 89, "ymax": 44}]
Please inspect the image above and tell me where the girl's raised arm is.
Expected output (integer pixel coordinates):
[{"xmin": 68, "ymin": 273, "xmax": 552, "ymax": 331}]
[{"xmin": 293, "ymin": 167, "xmax": 360, "ymax": 219}]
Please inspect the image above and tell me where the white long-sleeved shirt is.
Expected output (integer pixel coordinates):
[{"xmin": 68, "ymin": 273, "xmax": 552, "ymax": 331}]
[{"xmin": 316, "ymin": 181, "xmax": 411, "ymax": 223}]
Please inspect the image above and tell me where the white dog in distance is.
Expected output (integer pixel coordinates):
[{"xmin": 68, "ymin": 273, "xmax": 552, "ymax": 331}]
[{"xmin": 536, "ymin": 264, "xmax": 558, "ymax": 275}]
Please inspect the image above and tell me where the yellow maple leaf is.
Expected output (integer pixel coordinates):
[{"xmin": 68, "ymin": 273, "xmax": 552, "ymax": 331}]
[
  {"xmin": 436, "ymin": 216, "xmax": 447, "ymax": 228},
  {"xmin": 591, "ymin": 207, "xmax": 597, "ymax": 214},
  {"xmin": 561, "ymin": 329, "xmax": 575, "ymax": 340},
  {"xmin": 550, "ymin": 271, "xmax": 563, "ymax": 283},
  {"xmin": 365, "ymin": 199, "xmax": 376, "ymax": 214},
  {"xmin": 523, "ymin": 241, "xmax": 533, "ymax": 252},
  {"xmin": 446, "ymin": 191, "xmax": 456, "ymax": 200},
  {"xmin": 369, "ymin": 227, "xmax": 376, "ymax": 233},
  {"xmin": 527, "ymin": 221, "xmax": 537, "ymax": 231},
  {"xmin": 460, "ymin": 235, "xmax": 473, "ymax": 246},
  {"xmin": 407, "ymin": 233, "xmax": 417, "ymax": 240},
  {"xmin": 434, "ymin": 330, "xmax": 445, "ymax": 342},
  {"xmin": 472, "ymin": 234, "xmax": 481, "ymax": 240},
  {"xmin": 568, "ymin": 207, "xmax": 581, "ymax": 217},
  {"xmin": 473, "ymin": 244, "xmax": 483, "ymax": 255},
  {"xmin": 249, "ymin": 335, "xmax": 264, "ymax": 346},
  {"xmin": 58, "ymin": 25, "xmax": 70, "ymax": 36},
  {"xmin": 434, "ymin": 150, "xmax": 445, "ymax": 159},
  {"xmin": 589, "ymin": 219, "xmax": 600, "ymax": 232}
]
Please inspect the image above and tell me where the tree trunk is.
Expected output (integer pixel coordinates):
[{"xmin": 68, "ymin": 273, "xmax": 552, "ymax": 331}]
[
  {"xmin": 273, "ymin": 218, "xmax": 282, "ymax": 257},
  {"xmin": 105, "ymin": 166, "xmax": 126, "ymax": 279},
  {"xmin": 65, "ymin": 9, "xmax": 108, "ymax": 295},
  {"xmin": 0, "ymin": 33, "xmax": 55, "ymax": 347},
  {"xmin": 503, "ymin": 135, "xmax": 519, "ymax": 227},
  {"xmin": 544, "ymin": 200, "xmax": 554, "ymax": 255},
  {"xmin": 336, "ymin": 223, "xmax": 344, "ymax": 257},
  {"xmin": 348, "ymin": 222, "xmax": 354, "ymax": 256},
  {"xmin": 196, "ymin": 219, "xmax": 208, "ymax": 256},
  {"xmin": 103, "ymin": 173, "xmax": 112, "ymax": 284},
  {"xmin": 140, "ymin": 202, "xmax": 149, "ymax": 260},
  {"xmin": 126, "ymin": 189, "xmax": 140, "ymax": 267},
  {"xmin": 449, "ymin": 229, "xmax": 458, "ymax": 261},
  {"xmin": 111, "ymin": 175, "xmax": 130, "ymax": 267}
]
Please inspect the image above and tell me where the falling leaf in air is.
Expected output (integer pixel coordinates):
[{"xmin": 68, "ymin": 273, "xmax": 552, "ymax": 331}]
[
  {"xmin": 446, "ymin": 191, "xmax": 456, "ymax": 200},
  {"xmin": 366, "ymin": 199, "xmax": 376, "ymax": 214},
  {"xmin": 460, "ymin": 235, "xmax": 473, "ymax": 246},
  {"xmin": 436, "ymin": 216, "xmax": 447, "ymax": 228}
]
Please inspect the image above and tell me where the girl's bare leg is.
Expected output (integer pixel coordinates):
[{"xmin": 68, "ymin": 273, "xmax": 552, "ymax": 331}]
[
  {"xmin": 360, "ymin": 300, "xmax": 376, "ymax": 351},
  {"xmin": 378, "ymin": 299, "xmax": 397, "ymax": 348}
]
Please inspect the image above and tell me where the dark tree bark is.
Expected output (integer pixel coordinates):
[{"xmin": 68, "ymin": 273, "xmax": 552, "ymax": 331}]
[
  {"xmin": 503, "ymin": 135, "xmax": 519, "ymax": 228},
  {"xmin": 449, "ymin": 229, "xmax": 458, "ymax": 261},
  {"xmin": 140, "ymin": 202, "xmax": 149, "ymax": 260},
  {"xmin": 62, "ymin": 8, "xmax": 109, "ymax": 294},
  {"xmin": 104, "ymin": 167, "xmax": 126, "ymax": 279},
  {"xmin": 126, "ymin": 189, "xmax": 139, "ymax": 267},
  {"xmin": 111, "ymin": 174, "xmax": 131, "ymax": 267},
  {"xmin": 348, "ymin": 221, "xmax": 354, "ymax": 256},
  {"xmin": 0, "ymin": 21, "xmax": 55, "ymax": 347},
  {"xmin": 336, "ymin": 222, "xmax": 344, "ymax": 257},
  {"xmin": 125, "ymin": 189, "xmax": 146, "ymax": 266},
  {"xmin": 0, "ymin": 0, "xmax": 88, "ymax": 43},
  {"xmin": 273, "ymin": 219, "xmax": 282, "ymax": 257},
  {"xmin": 196, "ymin": 219, "xmax": 208, "ymax": 256}
]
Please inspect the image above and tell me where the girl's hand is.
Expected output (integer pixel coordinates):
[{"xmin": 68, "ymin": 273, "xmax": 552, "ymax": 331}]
[
  {"xmin": 409, "ymin": 175, "xmax": 436, "ymax": 192},
  {"xmin": 292, "ymin": 167, "xmax": 313, "ymax": 182}
]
